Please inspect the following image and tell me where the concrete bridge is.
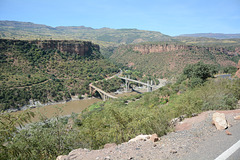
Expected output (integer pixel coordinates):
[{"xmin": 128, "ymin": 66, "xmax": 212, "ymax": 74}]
[
  {"xmin": 118, "ymin": 75, "xmax": 155, "ymax": 92},
  {"xmin": 89, "ymin": 83, "xmax": 117, "ymax": 101},
  {"xmin": 88, "ymin": 70, "xmax": 157, "ymax": 101}
]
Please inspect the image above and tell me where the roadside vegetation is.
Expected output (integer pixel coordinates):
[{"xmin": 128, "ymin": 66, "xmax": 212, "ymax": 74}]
[{"xmin": 1, "ymin": 62, "xmax": 239, "ymax": 159}]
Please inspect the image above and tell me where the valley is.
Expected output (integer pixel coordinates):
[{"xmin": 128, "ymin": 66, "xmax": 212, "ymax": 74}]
[
  {"xmin": 111, "ymin": 42, "xmax": 240, "ymax": 78},
  {"xmin": 0, "ymin": 39, "xmax": 119, "ymax": 111},
  {"xmin": 0, "ymin": 20, "xmax": 240, "ymax": 160}
]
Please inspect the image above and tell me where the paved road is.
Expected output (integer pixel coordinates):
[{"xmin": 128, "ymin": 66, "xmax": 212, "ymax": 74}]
[{"xmin": 181, "ymin": 122, "xmax": 240, "ymax": 160}]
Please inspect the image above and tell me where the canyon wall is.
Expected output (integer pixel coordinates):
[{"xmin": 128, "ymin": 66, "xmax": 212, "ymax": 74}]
[
  {"xmin": 32, "ymin": 40, "xmax": 100, "ymax": 56},
  {"xmin": 0, "ymin": 39, "xmax": 100, "ymax": 57},
  {"xmin": 132, "ymin": 43, "xmax": 240, "ymax": 56}
]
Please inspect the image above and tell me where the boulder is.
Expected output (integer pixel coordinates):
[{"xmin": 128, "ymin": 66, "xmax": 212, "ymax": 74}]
[
  {"xmin": 170, "ymin": 117, "xmax": 180, "ymax": 127},
  {"xmin": 212, "ymin": 112, "xmax": 228, "ymax": 130},
  {"xmin": 150, "ymin": 133, "xmax": 159, "ymax": 142},
  {"xmin": 56, "ymin": 155, "xmax": 68, "ymax": 160},
  {"xmin": 234, "ymin": 115, "xmax": 240, "ymax": 120},
  {"xmin": 128, "ymin": 134, "xmax": 151, "ymax": 142}
]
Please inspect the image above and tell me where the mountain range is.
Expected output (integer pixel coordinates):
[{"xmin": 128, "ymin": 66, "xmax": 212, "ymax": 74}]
[
  {"xmin": 0, "ymin": 20, "xmax": 173, "ymax": 46},
  {"xmin": 178, "ymin": 33, "xmax": 240, "ymax": 39}
]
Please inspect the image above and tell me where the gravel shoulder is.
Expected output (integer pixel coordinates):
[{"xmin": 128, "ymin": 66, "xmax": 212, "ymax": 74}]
[{"xmin": 58, "ymin": 109, "xmax": 240, "ymax": 160}]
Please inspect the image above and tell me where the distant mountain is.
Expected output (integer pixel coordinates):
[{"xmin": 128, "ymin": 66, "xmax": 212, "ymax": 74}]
[
  {"xmin": 0, "ymin": 20, "xmax": 173, "ymax": 45},
  {"xmin": 178, "ymin": 33, "xmax": 240, "ymax": 39}
]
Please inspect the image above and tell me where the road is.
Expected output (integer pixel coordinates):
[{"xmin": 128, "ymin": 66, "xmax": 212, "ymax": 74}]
[{"xmin": 181, "ymin": 121, "xmax": 240, "ymax": 160}]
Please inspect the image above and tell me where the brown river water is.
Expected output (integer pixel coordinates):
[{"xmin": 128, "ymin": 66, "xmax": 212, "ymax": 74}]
[{"xmin": 13, "ymin": 92, "xmax": 137, "ymax": 122}]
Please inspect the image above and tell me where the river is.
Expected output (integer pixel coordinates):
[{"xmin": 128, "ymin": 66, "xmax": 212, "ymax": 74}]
[{"xmin": 12, "ymin": 92, "xmax": 137, "ymax": 122}]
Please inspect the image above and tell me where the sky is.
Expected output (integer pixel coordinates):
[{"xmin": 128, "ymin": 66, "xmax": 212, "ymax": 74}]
[{"xmin": 0, "ymin": 0, "xmax": 239, "ymax": 36}]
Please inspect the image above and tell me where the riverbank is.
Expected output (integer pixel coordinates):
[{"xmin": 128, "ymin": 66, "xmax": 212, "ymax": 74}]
[
  {"xmin": 11, "ymin": 98, "xmax": 101, "ymax": 122},
  {"xmin": 11, "ymin": 91, "xmax": 137, "ymax": 123}
]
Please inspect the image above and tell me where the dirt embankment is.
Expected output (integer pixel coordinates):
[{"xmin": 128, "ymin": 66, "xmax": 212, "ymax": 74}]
[{"xmin": 57, "ymin": 109, "xmax": 240, "ymax": 160}]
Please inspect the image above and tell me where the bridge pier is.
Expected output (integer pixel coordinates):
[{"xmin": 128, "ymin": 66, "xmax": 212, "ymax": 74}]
[
  {"xmin": 125, "ymin": 75, "xmax": 131, "ymax": 92},
  {"xmin": 89, "ymin": 86, "xmax": 92, "ymax": 94},
  {"xmin": 147, "ymin": 80, "xmax": 153, "ymax": 92},
  {"xmin": 147, "ymin": 81, "xmax": 150, "ymax": 92},
  {"xmin": 120, "ymin": 75, "xmax": 154, "ymax": 93}
]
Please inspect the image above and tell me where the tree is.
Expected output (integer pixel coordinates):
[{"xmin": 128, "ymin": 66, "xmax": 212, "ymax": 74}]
[{"xmin": 182, "ymin": 62, "xmax": 218, "ymax": 87}]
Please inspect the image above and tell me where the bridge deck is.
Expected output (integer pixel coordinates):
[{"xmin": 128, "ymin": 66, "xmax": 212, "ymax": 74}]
[
  {"xmin": 89, "ymin": 84, "xmax": 117, "ymax": 99},
  {"xmin": 118, "ymin": 76, "xmax": 154, "ymax": 87}
]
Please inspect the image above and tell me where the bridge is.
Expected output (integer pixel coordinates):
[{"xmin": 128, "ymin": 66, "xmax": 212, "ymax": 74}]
[
  {"xmin": 89, "ymin": 83, "xmax": 117, "ymax": 101},
  {"xmin": 117, "ymin": 75, "xmax": 155, "ymax": 92},
  {"xmin": 88, "ymin": 70, "xmax": 157, "ymax": 101}
]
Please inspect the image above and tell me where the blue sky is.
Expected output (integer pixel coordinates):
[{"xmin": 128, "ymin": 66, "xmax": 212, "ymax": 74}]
[{"xmin": 0, "ymin": 0, "xmax": 239, "ymax": 36}]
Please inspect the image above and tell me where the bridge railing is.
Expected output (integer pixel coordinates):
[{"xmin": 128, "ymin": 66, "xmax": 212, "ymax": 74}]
[{"xmin": 117, "ymin": 76, "xmax": 155, "ymax": 87}]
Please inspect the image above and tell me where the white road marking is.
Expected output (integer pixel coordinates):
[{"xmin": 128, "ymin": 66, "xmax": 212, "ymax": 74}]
[{"xmin": 215, "ymin": 139, "xmax": 240, "ymax": 160}]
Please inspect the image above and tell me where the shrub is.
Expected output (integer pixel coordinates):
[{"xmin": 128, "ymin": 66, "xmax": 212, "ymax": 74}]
[{"xmin": 182, "ymin": 62, "xmax": 218, "ymax": 87}]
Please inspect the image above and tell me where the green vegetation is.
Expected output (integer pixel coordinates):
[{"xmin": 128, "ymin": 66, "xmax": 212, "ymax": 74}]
[
  {"xmin": 1, "ymin": 63, "xmax": 239, "ymax": 159},
  {"xmin": 0, "ymin": 21, "xmax": 172, "ymax": 46},
  {"xmin": 1, "ymin": 21, "xmax": 240, "ymax": 160},
  {"xmin": 0, "ymin": 39, "xmax": 119, "ymax": 110},
  {"xmin": 1, "ymin": 76, "xmax": 239, "ymax": 159},
  {"xmin": 0, "ymin": 21, "xmax": 175, "ymax": 59},
  {"xmin": 93, "ymin": 77, "xmax": 123, "ymax": 93},
  {"xmin": 0, "ymin": 110, "xmax": 35, "ymax": 159},
  {"xmin": 110, "ymin": 42, "xmax": 240, "ymax": 78},
  {"xmin": 174, "ymin": 36, "xmax": 240, "ymax": 45},
  {"xmin": 177, "ymin": 62, "xmax": 218, "ymax": 87},
  {"xmin": 221, "ymin": 66, "xmax": 238, "ymax": 75},
  {"xmin": 122, "ymin": 69, "xmax": 160, "ymax": 85}
]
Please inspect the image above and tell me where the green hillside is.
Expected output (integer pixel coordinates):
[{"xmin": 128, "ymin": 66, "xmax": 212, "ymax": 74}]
[
  {"xmin": 0, "ymin": 21, "xmax": 173, "ymax": 46},
  {"xmin": 2, "ymin": 72, "xmax": 240, "ymax": 159},
  {"xmin": 110, "ymin": 42, "xmax": 240, "ymax": 78},
  {"xmin": 0, "ymin": 39, "xmax": 119, "ymax": 111}
]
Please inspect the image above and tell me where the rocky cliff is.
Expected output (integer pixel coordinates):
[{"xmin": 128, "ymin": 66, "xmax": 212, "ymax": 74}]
[
  {"xmin": 111, "ymin": 43, "xmax": 240, "ymax": 78},
  {"xmin": 0, "ymin": 39, "xmax": 100, "ymax": 57},
  {"xmin": 32, "ymin": 40, "xmax": 100, "ymax": 56},
  {"xmin": 132, "ymin": 43, "xmax": 240, "ymax": 56}
]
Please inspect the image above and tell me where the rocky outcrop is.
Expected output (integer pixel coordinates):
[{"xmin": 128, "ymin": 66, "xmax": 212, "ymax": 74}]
[
  {"xmin": 0, "ymin": 39, "xmax": 100, "ymax": 57},
  {"xmin": 128, "ymin": 134, "xmax": 151, "ymax": 142},
  {"xmin": 32, "ymin": 40, "xmax": 100, "ymax": 56},
  {"xmin": 235, "ymin": 60, "xmax": 240, "ymax": 78},
  {"xmin": 133, "ymin": 44, "xmax": 188, "ymax": 54},
  {"xmin": 131, "ymin": 43, "xmax": 240, "ymax": 56},
  {"xmin": 128, "ymin": 134, "xmax": 160, "ymax": 143}
]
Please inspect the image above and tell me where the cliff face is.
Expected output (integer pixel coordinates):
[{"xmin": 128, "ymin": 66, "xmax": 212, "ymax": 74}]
[
  {"xmin": 111, "ymin": 43, "xmax": 240, "ymax": 78},
  {"xmin": 0, "ymin": 39, "xmax": 100, "ymax": 57},
  {"xmin": 32, "ymin": 40, "xmax": 100, "ymax": 56},
  {"xmin": 133, "ymin": 44, "xmax": 187, "ymax": 54},
  {"xmin": 132, "ymin": 44, "xmax": 240, "ymax": 56}
]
